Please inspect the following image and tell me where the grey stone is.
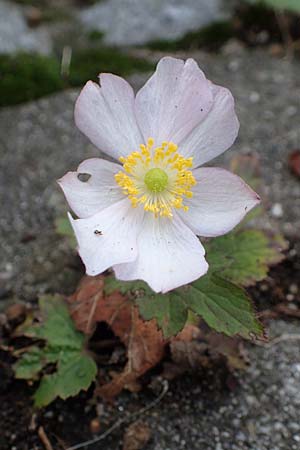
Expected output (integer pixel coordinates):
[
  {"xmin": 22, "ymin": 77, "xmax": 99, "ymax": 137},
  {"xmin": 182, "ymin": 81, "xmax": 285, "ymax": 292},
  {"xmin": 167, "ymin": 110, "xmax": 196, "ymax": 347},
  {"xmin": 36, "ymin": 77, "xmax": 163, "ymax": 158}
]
[
  {"xmin": 0, "ymin": 0, "xmax": 52, "ymax": 55},
  {"xmin": 79, "ymin": 0, "xmax": 227, "ymax": 46}
]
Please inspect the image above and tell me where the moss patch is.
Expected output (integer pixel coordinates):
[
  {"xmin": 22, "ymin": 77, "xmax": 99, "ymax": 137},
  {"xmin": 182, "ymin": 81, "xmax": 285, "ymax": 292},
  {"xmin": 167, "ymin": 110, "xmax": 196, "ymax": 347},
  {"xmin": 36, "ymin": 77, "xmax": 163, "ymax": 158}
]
[
  {"xmin": 0, "ymin": 49, "xmax": 154, "ymax": 107},
  {"xmin": 0, "ymin": 53, "xmax": 64, "ymax": 107},
  {"xmin": 68, "ymin": 47, "xmax": 154, "ymax": 86},
  {"xmin": 87, "ymin": 30, "xmax": 105, "ymax": 42}
]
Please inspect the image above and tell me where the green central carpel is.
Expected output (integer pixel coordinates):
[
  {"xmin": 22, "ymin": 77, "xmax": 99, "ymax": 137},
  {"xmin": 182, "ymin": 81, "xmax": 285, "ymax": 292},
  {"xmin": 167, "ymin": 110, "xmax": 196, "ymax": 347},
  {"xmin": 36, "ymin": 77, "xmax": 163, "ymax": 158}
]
[{"xmin": 144, "ymin": 168, "xmax": 168, "ymax": 193}]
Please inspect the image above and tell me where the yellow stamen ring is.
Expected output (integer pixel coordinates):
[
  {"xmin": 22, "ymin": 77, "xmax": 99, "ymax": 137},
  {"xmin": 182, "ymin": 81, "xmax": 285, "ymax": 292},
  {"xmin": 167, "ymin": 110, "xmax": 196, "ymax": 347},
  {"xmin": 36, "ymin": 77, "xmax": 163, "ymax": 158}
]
[{"xmin": 115, "ymin": 138, "xmax": 196, "ymax": 218}]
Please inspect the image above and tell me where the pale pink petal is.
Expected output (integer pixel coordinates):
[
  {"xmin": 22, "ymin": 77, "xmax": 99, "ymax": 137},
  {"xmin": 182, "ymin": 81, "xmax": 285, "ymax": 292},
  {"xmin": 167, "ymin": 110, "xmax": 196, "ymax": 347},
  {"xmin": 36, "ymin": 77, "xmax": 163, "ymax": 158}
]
[
  {"xmin": 180, "ymin": 85, "xmax": 239, "ymax": 167},
  {"xmin": 69, "ymin": 199, "xmax": 143, "ymax": 276},
  {"xmin": 135, "ymin": 57, "xmax": 214, "ymax": 145},
  {"xmin": 58, "ymin": 158, "xmax": 124, "ymax": 218},
  {"xmin": 179, "ymin": 167, "xmax": 260, "ymax": 237},
  {"xmin": 75, "ymin": 74, "xmax": 143, "ymax": 160},
  {"xmin": 113, "ymin": 213, "xmax": 208, "ymax": 293}
]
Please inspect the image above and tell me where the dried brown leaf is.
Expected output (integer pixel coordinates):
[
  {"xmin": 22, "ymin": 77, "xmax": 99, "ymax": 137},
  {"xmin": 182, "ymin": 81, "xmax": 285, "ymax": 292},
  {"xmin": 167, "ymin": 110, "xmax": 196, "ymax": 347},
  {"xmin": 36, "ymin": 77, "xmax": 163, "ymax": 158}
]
[
  {"xmin": 68, "ymin": 275, "xmax": 106, "ymax": 335},
  {"xmin": 169, "ymin": 323, "xmax": 248, "ymax": 373},
  {"xmin": 97, "ymin": 307, "xmax": 165, "ymax": 399},
  {"xmin": 288, "ymin": 150, "xmax": 300, "ymax": 178},
  {"xmin": 5, "ymin": 303, "xmax": 26, "ymax": 322},
  {"xmin": 68, "ymin": 275, "xmax": 166, "ymax": 400}
]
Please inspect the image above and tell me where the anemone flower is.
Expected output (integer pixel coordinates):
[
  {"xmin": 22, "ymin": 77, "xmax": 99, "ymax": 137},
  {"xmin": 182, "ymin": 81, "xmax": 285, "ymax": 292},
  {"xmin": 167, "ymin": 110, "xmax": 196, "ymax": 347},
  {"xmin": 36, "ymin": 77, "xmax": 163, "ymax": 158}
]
[{"xmin": 58, "ymin": 57, "xmax": 260, "ymax": 293}]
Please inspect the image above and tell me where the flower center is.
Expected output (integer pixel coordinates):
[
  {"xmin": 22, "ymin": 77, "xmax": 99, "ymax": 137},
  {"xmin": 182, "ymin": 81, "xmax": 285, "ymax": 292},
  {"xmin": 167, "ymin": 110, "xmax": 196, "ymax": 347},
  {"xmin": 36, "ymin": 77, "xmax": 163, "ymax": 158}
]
[
  {"xmin": 115, "ymin": 138, "xmax": 196, "ymax": 218},
  {"xmin": 144, "ymin": 168, "xmax": 168, "ymax": 193}
]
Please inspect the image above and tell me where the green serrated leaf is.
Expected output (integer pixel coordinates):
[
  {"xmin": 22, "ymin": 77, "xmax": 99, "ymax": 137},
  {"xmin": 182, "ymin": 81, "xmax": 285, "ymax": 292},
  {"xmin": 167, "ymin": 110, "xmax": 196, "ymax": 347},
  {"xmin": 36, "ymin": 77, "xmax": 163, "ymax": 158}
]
[
  {"xmin": 104, "ymin": 276, "xmax": 153, "ymax": 296},
  {"xmin": 34, "ymin": 295, "xmax": 84, "ymax": 350},
  {"xmin": 14, "ymin": 346, "xmax": 65, "ymax": 380},
  {"xmin": 187, "ymin": 274, "xmax": 263, "ymax": 339},
  {"xmin": 105, "ymin": 276, "xmax": 188, "ymax": 337},
  {"xmin": 205, "ymin": 229, "xmax": 286, "ymax": 286},
  {"xmin": 34, "ymin": 353, "xmax": 97, "ymax": 407},
  {"xmin": 14, "ymin": 295, "xmax": 97, "ymax": 407},
  {"xmin": 136, "ymin": 292, "xmax": 188, "ymax": 338},
  {"xmin": 14, "ymin": 347, "xmax": 45, "ymax": 380}
]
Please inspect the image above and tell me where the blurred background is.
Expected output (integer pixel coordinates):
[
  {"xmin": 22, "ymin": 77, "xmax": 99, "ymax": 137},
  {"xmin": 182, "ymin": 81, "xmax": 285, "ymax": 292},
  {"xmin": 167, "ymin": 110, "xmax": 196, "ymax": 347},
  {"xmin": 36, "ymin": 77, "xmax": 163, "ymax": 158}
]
[
  {"xmin": 0, "ymin": 1, "xmax": 300, "ymax": 448},
  {"xmin": 0, "ymin": 0, "xmax": 300, "ymax": 106}
]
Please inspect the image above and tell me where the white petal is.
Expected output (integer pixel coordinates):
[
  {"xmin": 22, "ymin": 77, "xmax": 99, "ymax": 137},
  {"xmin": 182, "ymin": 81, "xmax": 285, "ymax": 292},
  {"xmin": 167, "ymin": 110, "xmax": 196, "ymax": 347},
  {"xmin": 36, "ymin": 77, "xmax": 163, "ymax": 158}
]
[
  {"xmin": 69, "ymin": 199, "xmax": 143, "ymax": 276},
  {"xmin": 180, "ymin": 85, "xmax": 239, "ymax": 167},
  {"xmin": 113, "ymin": 214, "xmax": 208, "ymax": 293},
  {"xmin": 75, "ymin": 74, "xmax": 143, "ymax": 160},
  {"xmin": 179, "ymin": 167, "xmax": 260, "ymax": 237},
  {"xmin": 135, "ymin": 57, "xmax": 214, "ymax": 145},
  {"xmin": 58, "ymin": 158, "xmax": 124, "ymax": 218}
]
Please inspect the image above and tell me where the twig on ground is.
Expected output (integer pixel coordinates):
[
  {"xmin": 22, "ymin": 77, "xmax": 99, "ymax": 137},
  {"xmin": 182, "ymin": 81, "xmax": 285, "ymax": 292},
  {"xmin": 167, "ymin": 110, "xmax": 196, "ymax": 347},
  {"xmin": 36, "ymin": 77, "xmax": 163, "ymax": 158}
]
[
  {"xmin": 255, "ymin": 333, "xmax": 300, "ymax": 348},
  {"xmin": 66, "ymin": 380, "xmax": 169, "ymax": 450},
  {"xmin": 38, "ymin": 426, "xmax": 54, "ymax": 450}
]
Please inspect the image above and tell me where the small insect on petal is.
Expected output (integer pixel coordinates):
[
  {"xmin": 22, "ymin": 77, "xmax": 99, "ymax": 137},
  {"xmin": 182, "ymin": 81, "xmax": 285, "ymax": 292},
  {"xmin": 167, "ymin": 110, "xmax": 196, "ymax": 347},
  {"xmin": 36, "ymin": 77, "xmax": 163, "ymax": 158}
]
[{"xmin": 94, "ymin": 230, "xmax": 103, "ymax": 235}]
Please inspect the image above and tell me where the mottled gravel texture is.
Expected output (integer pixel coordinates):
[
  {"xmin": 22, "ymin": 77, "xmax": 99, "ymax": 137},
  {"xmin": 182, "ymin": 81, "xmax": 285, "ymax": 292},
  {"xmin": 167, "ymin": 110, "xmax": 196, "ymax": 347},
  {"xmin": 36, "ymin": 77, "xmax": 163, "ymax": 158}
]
[
  {"xmin": 142, "ymin": 320, "xmax": 300, "ymax": 450},
  {"xmin": 1, "ymin": 47, "xmax": 299, "ymax": 302}
]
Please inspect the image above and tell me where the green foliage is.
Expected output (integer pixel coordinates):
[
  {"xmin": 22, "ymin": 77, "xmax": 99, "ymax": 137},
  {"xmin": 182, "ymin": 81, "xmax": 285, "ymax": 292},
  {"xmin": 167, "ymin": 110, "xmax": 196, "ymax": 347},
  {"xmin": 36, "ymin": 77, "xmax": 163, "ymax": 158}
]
[
  {"xmin": 246, "ymin": 0, "xmax": 300, "ymax": 13},
  {"xmin": 104, "ymin": 275, "xmax": 152, "ymax": 296},
  {"xmin": 187, "ymin": 275, "xmax": 263, "ymax": 339},
  {"xmin": 147, "ymin": 21, "xmax": 234, "ymax": 52},
  {"xmin": 0, "ymin": 53, "xmax": 64, "ymax": 107},
  {"xmin": 87, "ymin": 30, "xmax": 105, "ymax": 42},
  {"xmin": 0, "ymin": 49, "xmax": 153, "ymax": 107},
  {"xmin": 136, "ymin": 291, "xmax": 188, "ymax": 338},
  {"xmin": 205, "ymin": 229, "xmax": 286, "ymax": 286},
  {"xmin": 13, "ymin": 347, "xmax": 46, "ymax": 380},
  {"xmin": 132, "ymin": 226, "xmax": 286, "ymax": 339},
  {"xmin": 34, "ymin": 353, "xmax": 97, "ymax": 408},
  {"xmin": 67, "ymin": 47, "xmax": 154, "ymax": 86},
  {"xmin": 104, "ymin": 277, "xmax": 189, "ymax": 337},
  {"xmin": 14, "ymin": 295, "xmax": 97, "ymax": 407},
  {"xmin": 101, "ymin": 219, "xmax": 286, "ymax": 340},
  {"xmin": 136, "ymin": 275, "xmax": 263, "ymax": 340}
]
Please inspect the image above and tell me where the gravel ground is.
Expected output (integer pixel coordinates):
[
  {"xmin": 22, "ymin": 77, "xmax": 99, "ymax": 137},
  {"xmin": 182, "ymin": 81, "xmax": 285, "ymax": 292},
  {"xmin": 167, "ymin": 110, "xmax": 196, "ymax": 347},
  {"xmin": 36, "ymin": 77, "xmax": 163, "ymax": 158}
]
[{"xmin": 139, "ymin": 320, "xmax": 300, "ymax": 450}]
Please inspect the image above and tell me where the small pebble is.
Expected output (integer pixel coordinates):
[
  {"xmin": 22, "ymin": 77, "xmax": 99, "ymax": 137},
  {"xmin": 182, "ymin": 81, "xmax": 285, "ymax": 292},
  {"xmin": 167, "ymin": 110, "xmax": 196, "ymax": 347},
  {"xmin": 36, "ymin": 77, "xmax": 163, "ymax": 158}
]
[
  {"xmin": 286, "ymin": 106, "xmax": 298, "ymax": 117},
  {"xmin": 290, "ymin": 284, "xmax": 299, "ymax": 295},
  {"xmin": 271, "ymin": 203, "xmax": 283, "ymax": 218},
  {"xmin": 228, "ymin": 60, "xmax": 240, "ymax": 72},
  {"xmin": 43, "ymin": 411, "xmax": 54, "ymax": 419},
  {"xmin": 249, "ymin": 92, "xmax": 260, "ymax": 103},
  {"xmin": 90, "ymin": 418, "xmax": 101, "ymax": 434}
]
